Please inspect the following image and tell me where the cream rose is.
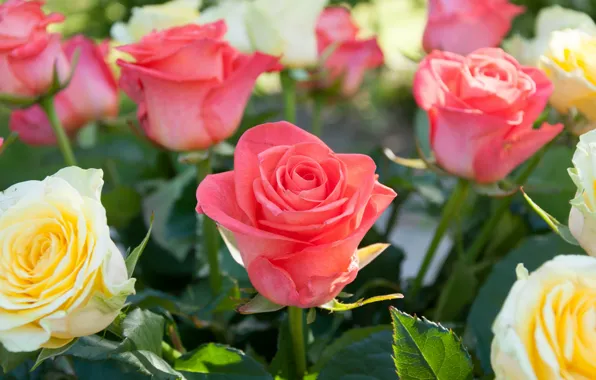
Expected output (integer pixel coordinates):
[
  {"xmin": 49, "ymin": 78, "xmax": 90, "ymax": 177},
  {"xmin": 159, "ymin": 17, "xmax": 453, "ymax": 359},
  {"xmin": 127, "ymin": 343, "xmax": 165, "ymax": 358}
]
[
  {"xmin": 504, "ymin": 6, "xmax": 596, "ymax": 67},
  {"xmin": 491, "ymin": 255, "xmax": 596, "ymax": 379},
  {"xmin": 539, "ymin": 29, "xmax": 596, "ymax": 122},
  {"xmin": 198, "ymin": 0, "xmax": 328, "ymax": 67},
  {"xmin": 568, "ymin": 129, "xmax": 596, "ymax": 256},
  {"xmin": 110, "ymin": 0, "xmax": 201, "ymax": 44},
  {"xmin": 0, "ymin": 167, "xmax": 135, "ymax": 352}
]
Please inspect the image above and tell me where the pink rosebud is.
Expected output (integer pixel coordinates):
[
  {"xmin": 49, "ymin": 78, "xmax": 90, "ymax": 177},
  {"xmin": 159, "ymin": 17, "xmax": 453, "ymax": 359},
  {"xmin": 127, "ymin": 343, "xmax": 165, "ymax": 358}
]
[
  {"xmin": 423, "ymin": 0, "xmax": 524, "ymax": 55},
  {"xmin": 117, "ymin": 22, "xmax": 280, "ymax": 151},
  {"xmin": 414, "ymin": 48, "xmax": 563, "ymax": 183},
  {"xmin": 313, "ymin": 7, "xmax": 383, "ymax": 96},
  {"xmin": 196, "ymin": 122, "xmax": 397, "ymax": 308},
  {"xmin": 0, "ymin": 0, "xmax": 69, "ymax": 97},
  {"xmin": 10, "ymin": 36, "xmax": 119, "ymax": 145}
]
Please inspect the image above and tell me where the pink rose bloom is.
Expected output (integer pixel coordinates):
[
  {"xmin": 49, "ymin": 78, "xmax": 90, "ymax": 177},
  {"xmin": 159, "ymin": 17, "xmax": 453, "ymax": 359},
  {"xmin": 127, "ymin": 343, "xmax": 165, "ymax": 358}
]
[
  {"xmin": 10, "ymin": 36, "xmax": 119, "ymax": 145},
  {"xmin": 0, "ymin": 0, "xmax": 69, "ymax": 97},
  {"xmin": 414, "ymin": 48, "xmax": 563, "ymax": 183},
  {"xmin": 196, "ymin": 122, "xmax": 396, "ymax": 308},
  {"xmin": 423, "ymin": 0, "xmax": 524, "ymax": 55},
  {"xmin": 117, "ymin": 22, "xmax": 279, "ymax": 151},
  {"xmin": 314, "ymin": 7, "xmax": 383, "ymax": 96}
]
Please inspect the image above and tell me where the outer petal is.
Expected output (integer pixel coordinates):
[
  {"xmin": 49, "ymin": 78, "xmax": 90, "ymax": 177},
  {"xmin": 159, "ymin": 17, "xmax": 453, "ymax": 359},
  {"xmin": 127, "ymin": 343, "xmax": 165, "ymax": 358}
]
[
  {"xmin": 429, "ymin": 107, "xmax": 510, "ymax": 181},
  {"xmin": 233, "ymin": 122, "xmax": 325, "ymax": 226},
  {"xmin": 53, "ymin": 167, "xmax": 104, "ymax": 202},
  {"xmin": 204, "ymin": 52, "xmax": 279, "ymax": 143},
  {"xmin": 569, "ymin": 206, "xmax": 596, "ymax": 257},
  {"xmin": 473, "ymin": 122, "xmax": 563, "ymax": 183},
  {"xmin": 61, "ymin": 36, "xmax": 119, "ymax": 122},
  {"xmin": 7, "ymin": 33, "xmax": 70, "ymax": 96},
  {"xmin": 198, "ymin": 0, "xmax": 252, "ymax": 53}
]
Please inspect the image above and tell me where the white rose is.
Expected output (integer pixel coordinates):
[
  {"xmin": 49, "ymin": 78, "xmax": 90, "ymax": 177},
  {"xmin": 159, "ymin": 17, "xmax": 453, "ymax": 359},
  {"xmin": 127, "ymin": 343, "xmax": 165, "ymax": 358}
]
[
  {"xmin": 491, "ymin": 255, "xmax": 596, "ymax": 379},
  {"xmin": 111, "ymin": 0, "xmax": 202, "ymax": 44},
  {"xmin": 568, "ymin": 129, "xmax": 596, "ymax": 255},
  {"xmin": 504, "ymin": 5, "xmax": 596, "ymax": 67},
  {"xmin": 198, "ymin": 0, "xmax": 328, "ymax": 67},
  {"xmin": 0, "ymin": 167, "xmax": 135, "ymax": 352}
]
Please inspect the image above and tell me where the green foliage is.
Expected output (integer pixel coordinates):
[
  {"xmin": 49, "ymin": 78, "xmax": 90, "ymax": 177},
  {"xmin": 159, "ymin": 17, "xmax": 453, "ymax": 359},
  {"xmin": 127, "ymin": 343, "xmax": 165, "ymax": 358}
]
[
  {"xmin": 0, "ymin": 345, "xmax": 36, "ymax": 373},
  {"xmin": 317, "ymin": 330, "xmax": 396, "ymax": 380},
  {"xmin": 126, "ymin": 216, "xmax": 154, "ymax": 278},
  {"xmin": 391, "ymin": 308, "xmax": 473, "ymax": 380},
  {"xmin": 175, "ymin": 343, "xmax": 272, "ymax": 379},
  {"xmin": 467, "ymin": 234, "xmax": 582, "ymax": 373}
]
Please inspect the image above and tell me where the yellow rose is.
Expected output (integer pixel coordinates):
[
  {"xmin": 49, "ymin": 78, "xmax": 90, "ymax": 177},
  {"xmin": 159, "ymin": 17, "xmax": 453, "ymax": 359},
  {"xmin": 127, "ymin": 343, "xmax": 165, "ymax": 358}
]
[
  {"xmin": 110, "ymin": 0, "xmax": 201, "ymax": 44},
  {"xmin": 491, "ymin": 256, "xmax": 596, "ymax": 379},
  {"xmin": 540, "ymin": 29, "xmax": 596, "ymax": 122},
  {"xmin": 0, "ymin": 167, "xmax": 135, "ymax": 352},
  {"xmin": 504, "ymin": 6, "xmax": 596, "ymax": 67},
  {"xmin": 568, "ymin": 129, "xmax": 596, "ymax": 255},
  {"xmin": 198, "ymin": 0, "xmax": 328, "ymax": 67}
]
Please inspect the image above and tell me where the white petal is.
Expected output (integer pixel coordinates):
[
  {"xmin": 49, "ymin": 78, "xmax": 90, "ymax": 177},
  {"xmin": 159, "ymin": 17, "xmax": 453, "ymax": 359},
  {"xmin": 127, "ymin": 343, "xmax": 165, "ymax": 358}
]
[{"xmin": 52, "ymin": 167, "xmax": 104, "ymax": 202}]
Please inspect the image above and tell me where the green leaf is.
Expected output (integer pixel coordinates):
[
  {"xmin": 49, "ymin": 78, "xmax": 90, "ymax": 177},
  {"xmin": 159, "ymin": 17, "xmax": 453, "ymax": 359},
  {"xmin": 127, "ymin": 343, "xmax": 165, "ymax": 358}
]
[
  {"xmin": 71, "ymin": 358, "xmax": 150, "ymax": 380},
  {"xmin": 175, "ymin": 343, "xmax": 272, "ymax": 379},
  {"xmin": 237, "ymin": 294, "xmax": 284, "ymax": 314},
  {"xmin": 141, "ymin": 168, "xmax": 197, "ymax": 260},
  {"xmin": 311, "ymin": 325, "xmax": 391, "ymax": 372},
  {"xmin": 32, "ymin": 339, "xmax": 78, "ymax": 370},
  {"xmin": 181, "ymin": 275, "xmax": 241, "ymax": 320},
  {"xmin": 391, "ymin": 308, "xmax": 473, "ymax": 380},
  {"xmin": 522, "ymin": 189, "xmax": 579, "ymax": 245},
  {"xmin": 467, "ymin": 234, "xmax": 582, "ymax": 373},
  {"xmin": 384, "ymin": 147, "xmax": 428, "ymax": 170},
  {"xmin": 103, "ymin": 186, "xmax": 142, "ymax": 228},
  {"xmin": 113, "ymin": 350, "xmax": 183, "ymax": 380},
  {"xmin": 526, "ymin": 145, "xmax": 576, "ymax": 222},
  {"xmin": 126, "ymin": 215, "xmax": 153, "ymax": 278},
  {"xmin": 318, "ymin": 293, "xmax": 403, "ymax": 312},
  {"xmin": 129, "ymin": 289, "xmax": 201, "ymax": 316},
  {"xmin": 317, "ymin": 330, "xmax": 396, "ymax": 380},
  {"xmin": 120, "ymin": 309, "xmax": 165, "ymax": 354},
  {"xmin": 433, "ymin": 261, "xmax": 478, "ymax": 322},
  {"xmin": 0, "ymin": 344, "xmax": 36, "ymax": 373}
]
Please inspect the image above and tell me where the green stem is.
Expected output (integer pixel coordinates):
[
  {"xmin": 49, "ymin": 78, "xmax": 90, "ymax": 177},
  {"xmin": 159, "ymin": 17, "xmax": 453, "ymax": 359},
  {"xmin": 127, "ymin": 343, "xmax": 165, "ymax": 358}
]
[
  {"xmin": 311, "ymin": 97, "xmax": 323, "ymax": 137},
  {"xmin": 288, "ymin": 306, "xmax": 307, "ymax": 380},
  {"xmin": 281, "ymin": 71, "xmax": 297, "ymax": 124},
  {"xmin": 196, "ymin": 152, "xmax": 222, "ymax": 294},
  {"xmin": 409, "ymin": 179, "xmax": 470, "ymax": 301},
  {"xmin": 433, "ymin": 146, "xmax": 549, "ymax": 321},
  {"xmin": 466, "ymin": 147, "xmax": 547, "ymax": 263},
  {"xmin": 39, "ymin": 96, "xmax": 77, "ymax": 166},
  {"xmin": 161, "ymin": 341, "xmax": 182, "ymax": 363}
]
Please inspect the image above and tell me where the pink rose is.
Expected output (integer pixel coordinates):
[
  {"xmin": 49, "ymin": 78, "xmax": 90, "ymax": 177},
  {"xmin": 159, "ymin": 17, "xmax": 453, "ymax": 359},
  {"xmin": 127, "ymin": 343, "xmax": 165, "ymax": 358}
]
[
  {"xmin": 10, "ymin": 36, "xmax": 119, "ymax": 145},
  {"xmin": 414, "ymin": 48, "xmax": 563, "ymax": 183},
  {"xmin": 423, "ymin": 0, "xmax": 524, "ymax": 55},
  {"xmin": 313, "ymin": 7, "xmax": 383, "ymax": 96},
  {"xmin": 196, "ymin": 122, "xmax": 396, "ymax": 308},
  {"xmin": 117, "ymin": 22, "xmax": 279, "ymax": 151},
  {"xmin": 0, "ymin": 0, "xmax": 69, "ymax": 97}
]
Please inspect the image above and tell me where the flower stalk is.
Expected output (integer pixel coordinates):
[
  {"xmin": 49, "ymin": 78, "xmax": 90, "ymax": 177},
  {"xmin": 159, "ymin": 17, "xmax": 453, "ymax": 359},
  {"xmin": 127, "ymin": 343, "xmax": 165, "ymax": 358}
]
[{"xmin": 39, "ymin": 96, "xmax": 77, "ymax": 167}]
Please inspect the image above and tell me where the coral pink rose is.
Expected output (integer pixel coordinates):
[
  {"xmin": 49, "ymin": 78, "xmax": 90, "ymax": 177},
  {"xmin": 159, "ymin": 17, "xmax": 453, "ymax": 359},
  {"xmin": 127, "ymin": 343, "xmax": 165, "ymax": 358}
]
[
  {"xmin": 0, "ymin": 0, "xmax": 69, "ymax": 97},
  {"xmin": 414, "ymin": 48, "xmax": 562, "ymax": 183},
  {"xmin": 313, "ymin": 7, "xmax": 383, "ymax": 96},
  {"xmin": 196, "ymin": 122, "xmax": 396, "ymax": 308},
  {"xmin": 423, "ymin": 0, "xmax": 524, "ymax": 55},
  {"xmin": 10, "ymin": 36, "xmax": 119, "ymax": 145},
  {"xmin": 117, "ymin": 22, "xmax": 279, "ymax": 151}
]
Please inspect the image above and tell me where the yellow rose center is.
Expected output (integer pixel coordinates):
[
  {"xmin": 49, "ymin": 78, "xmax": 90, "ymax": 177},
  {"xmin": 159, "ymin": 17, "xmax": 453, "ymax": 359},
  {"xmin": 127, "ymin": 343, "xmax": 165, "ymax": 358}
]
[
  {"xmin": 550, "ymin": 36, "xmax": 596, "ymax": 86},
  {"xmin": 527, "ymin": 281, "xmax": 596, "ymax": 379}
]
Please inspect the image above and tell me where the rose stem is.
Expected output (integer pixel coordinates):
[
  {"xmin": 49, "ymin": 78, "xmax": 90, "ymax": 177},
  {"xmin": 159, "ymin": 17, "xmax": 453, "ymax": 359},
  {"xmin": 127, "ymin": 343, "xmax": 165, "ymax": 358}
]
[
  {"xmin": 409, "ymin": 178, "xmax": 470, "ymax": 302},
  {"xmin": 466, "ymin": 145, "xmax": 549, "ymax": 263},
  {"xmin": 281, "ymin": 70, "xmax": 297, "ymax": 123},
  {"xmin": 161, "ymin": 341, "xmax": 182, "ymax": 363},
  {"xmin": 196, "ymin": 150, "xmax": 223, "ymax": 294},
  {"xmin": 39, "ymin": 96, "xmax": 77, "ymax": 166},
  {"xmin": 433, "ymin": 143, "xmax": 551, "ymax": 321},
  {"xmin": 288, "ymin": 306, "xmax": 307, "ymax": 380},
  {"xmin": 311, "ymin": 96, "xmax": 324, "ymax": 137}
]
